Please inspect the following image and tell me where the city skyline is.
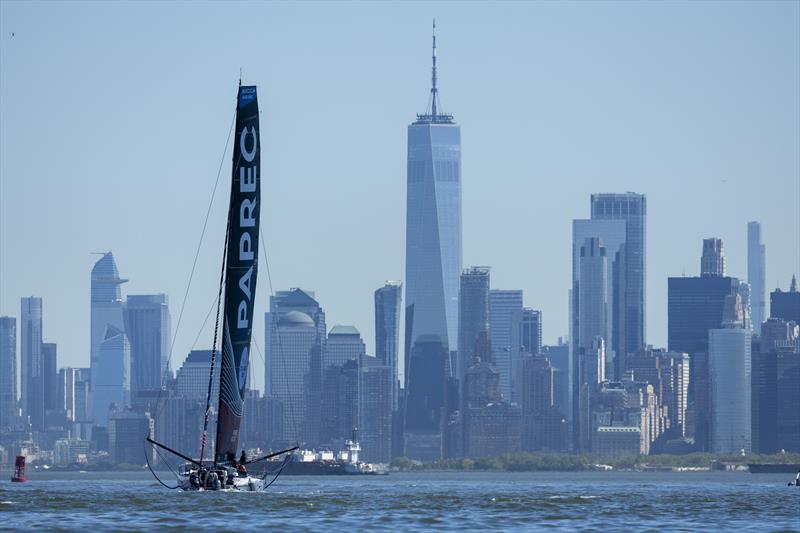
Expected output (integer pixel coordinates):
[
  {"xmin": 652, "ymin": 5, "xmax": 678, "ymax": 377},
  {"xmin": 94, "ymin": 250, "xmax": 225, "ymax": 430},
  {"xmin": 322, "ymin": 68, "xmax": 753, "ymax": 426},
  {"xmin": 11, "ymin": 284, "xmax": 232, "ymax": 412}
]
[{"xmin": 2, "ymin": 2, "xmax": 799, "ymax": 395}]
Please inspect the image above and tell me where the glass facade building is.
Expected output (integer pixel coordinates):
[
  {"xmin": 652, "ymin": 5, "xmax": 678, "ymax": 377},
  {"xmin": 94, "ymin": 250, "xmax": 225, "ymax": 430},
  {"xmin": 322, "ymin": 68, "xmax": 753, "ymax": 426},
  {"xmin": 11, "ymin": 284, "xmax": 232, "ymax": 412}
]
[
  {"xmin": 590, "ymin": 193, "xmax": 646, "ymax": 356},
  {"xmin": 123, "ymin": 294, "xmax": 171, "ymax": 402},
  {"xmin": 21, "ymin": 296, "xmax": 43, "ymax": 430},
  {"xmin": 374, "ymin": 281, "xmax": 402, "ymax": 411},
  {"xmin": 90, "ymin": 252, "xmax": 127, "ymax": 403},
  {"xmin": 489, "ymin": 290, "xmax": 523, "ymax": 403},
  {"xmin": 403, "ymin": 25, "xmax": 462, "ymax": 459},
  {"xmin": 457, "ymin": 267, "xmax": 491, "ymax": 388},
  {"xmin": 709, "ymin": 328, "xmax": 752, "ymax": 453}
]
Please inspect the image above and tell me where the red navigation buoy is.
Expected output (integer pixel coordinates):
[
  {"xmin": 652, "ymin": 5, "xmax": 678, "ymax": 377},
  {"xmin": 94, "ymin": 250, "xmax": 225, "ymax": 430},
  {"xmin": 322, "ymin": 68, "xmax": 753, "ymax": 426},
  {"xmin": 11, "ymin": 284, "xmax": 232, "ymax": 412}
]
[{"xmin": 11, "ymin": 455, "xmax": 27, "ymax": 482}]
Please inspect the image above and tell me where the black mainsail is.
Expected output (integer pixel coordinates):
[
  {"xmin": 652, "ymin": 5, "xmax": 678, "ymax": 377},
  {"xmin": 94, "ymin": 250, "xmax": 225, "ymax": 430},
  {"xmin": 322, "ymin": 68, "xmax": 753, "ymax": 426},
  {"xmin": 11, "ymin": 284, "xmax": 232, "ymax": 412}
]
[{"xmin": 214, "ymin": 85, "xmax": 260, "ymax": 464}]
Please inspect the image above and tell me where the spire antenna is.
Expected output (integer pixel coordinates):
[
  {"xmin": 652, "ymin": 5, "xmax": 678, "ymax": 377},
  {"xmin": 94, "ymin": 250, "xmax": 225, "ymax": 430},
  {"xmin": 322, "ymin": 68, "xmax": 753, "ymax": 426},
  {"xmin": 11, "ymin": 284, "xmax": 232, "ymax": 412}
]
[{"xmin": 431, "ymin": 18, "xmax": 438, "ymax": 118}]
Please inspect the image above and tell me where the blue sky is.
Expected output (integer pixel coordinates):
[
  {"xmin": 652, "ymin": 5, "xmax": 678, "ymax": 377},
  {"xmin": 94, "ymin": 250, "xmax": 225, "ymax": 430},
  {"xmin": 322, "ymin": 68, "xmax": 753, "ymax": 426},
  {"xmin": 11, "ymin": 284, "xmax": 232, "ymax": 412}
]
[{"xmin": 1, "ymin": 1, "xmax": 798, "ymax": 392}]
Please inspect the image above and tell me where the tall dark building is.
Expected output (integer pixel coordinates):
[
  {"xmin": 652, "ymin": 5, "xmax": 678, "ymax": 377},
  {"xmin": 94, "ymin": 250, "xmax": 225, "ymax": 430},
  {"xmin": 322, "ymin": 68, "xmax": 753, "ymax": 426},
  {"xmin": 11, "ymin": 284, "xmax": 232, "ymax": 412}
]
[
  {"xmin": 0, "ymin": 316, "xmax": 16, "ymax": 430},
  {"xmin": 374, "ymin": 281, "xmax": 401, "ymax": 411},
  {"xmin": 521, "ymin": 355, "xmax": 567, "ymax": 452},
  {"xmin": 590, "ymin": 193, "xmax": 646, "ymax": 356},
  {"xmin": 404, "ymin": 24, "xmax": 462, "ymax": 460},
  {"xmin": 668, "ymin": 274, "xmax": 740, "ymax": 450},
  {"xmin": 457, "ymin": 267, "xmax": 491, "ymax": 388},
  {"xmin": 770, "ymin": 276, "xmax": 800, "ymax": 323},
  {"xmin": 521, "ymin": 308, "xmax": 542, "ymax": 356},
  {"xmin": 42, "ymin": 342, "xmax": 58, "ymax": 412},
  {"xmin": 359, "ymin": 357, "xmax": 393, "ymax": 463},
  {"xmin": 700, "ymin": 238, "xmax": 726, "ymax": 277}
]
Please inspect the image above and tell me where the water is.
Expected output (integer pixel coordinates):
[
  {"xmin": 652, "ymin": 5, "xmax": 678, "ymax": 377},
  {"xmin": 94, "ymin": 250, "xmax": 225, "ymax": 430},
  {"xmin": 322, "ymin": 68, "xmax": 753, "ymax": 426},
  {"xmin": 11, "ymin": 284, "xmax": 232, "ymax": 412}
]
[{"xmin": 1, "ymin": 471, "xmax": 797, "ymax": 531}]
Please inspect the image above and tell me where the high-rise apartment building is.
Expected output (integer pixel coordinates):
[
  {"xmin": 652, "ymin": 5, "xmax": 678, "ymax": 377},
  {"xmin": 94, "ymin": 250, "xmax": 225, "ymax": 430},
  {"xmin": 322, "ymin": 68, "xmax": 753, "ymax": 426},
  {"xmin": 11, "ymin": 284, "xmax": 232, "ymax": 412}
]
[
  {"xmin": 404, "ymin": 24, "xmax": 462, "ymax": 460},
  {"xmin": 374, "ymin": 281, "xmax": 401, "ymax": 410},
  {"xmin": 590, "ymin": 193, "xmax": 646, "ymax": 355},
  {"xmin": 458, "ymin": 267, "xmax": 491, "ymax": 388},
  {"xmin": 0, "ymin": 316, "xmax": 16, "ymax": 430},
  {"xmin": 124, "ymin": 294, "xmax": 170, "ymax": 404},
  {"xmin": 747, "ymin": 222, "xmax": 767, "ymax": 333},
  {"xmin": 21, "ymin": 296, "xmax": 43, "ymax": 430}
]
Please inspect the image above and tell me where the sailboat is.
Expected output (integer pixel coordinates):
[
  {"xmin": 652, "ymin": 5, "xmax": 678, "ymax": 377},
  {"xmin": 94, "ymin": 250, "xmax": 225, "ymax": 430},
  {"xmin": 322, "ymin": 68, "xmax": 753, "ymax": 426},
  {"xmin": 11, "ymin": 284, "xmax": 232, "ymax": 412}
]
[{"xmin": 146, "ymin": 84, "xmax": 296, "ymax": 491}]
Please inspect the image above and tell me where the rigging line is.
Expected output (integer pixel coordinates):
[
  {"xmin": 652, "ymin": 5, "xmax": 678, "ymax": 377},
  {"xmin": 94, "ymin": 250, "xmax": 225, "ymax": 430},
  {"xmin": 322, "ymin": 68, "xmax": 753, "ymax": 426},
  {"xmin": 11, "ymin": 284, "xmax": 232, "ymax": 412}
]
[
  {"xmin": 144, "ymin": 439, "xmax": 180, "ymax": 490},
  {"xmin": 150, "ymin": 107, "xmax": 237, "ymax": 425},
  {"xmin": 190, "ymin": 292, "xmax": 221, "ymax": 351},
  {"xmin": 200, "ymin": 216, "xmax": 230, "ymax": 466}
]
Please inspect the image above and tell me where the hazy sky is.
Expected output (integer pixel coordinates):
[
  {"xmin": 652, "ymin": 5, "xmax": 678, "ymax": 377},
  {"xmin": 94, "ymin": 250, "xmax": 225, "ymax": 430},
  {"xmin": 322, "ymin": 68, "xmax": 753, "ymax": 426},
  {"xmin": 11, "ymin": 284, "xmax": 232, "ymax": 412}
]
[{"xmin": 1, "ymin": 1, "xmax": 798, "ymax": 393}]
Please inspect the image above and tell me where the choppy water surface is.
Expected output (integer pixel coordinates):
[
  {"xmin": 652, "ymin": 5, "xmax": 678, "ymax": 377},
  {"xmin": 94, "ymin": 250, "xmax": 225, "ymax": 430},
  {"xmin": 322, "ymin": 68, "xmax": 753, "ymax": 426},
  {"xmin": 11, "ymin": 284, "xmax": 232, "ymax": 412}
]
[{"xmin": 1, "ymin": 471, "xmax": 797, "ymax": 531}]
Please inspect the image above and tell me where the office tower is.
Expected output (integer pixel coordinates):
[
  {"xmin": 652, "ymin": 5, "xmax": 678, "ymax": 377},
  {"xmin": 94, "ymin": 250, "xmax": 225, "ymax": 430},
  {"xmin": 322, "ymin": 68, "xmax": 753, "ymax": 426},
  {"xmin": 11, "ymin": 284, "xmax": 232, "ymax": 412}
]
[
  {"xmin": 265, "ymin": 289, "xmax": 326, "ymax": 446},
  {"xmin": 747, "ymin": 222, "xmax": 767, "ymax": 333},
  {"xmin": 108, "ymin": 409, "xmax": 154, "ymax": 464},
  {"xmin": 20, "ymin": 296, "xmax": 44, "ymax": 430},
  {"xmin": 175, "ymin": 350, "xmax": 218, "ymax": 399},
  {"xmin": 626, "ymin": 348, "xmax": 690, "ymax": 438},
  {"xmin": 668, "ymin": 263, "xmax": 741, "ymax": 451},
  {"xmin": 590, "ymin": 193, "xmax": 646, "ymax": 355},
  {"xmin": 0, "ymin": 316, "xmax": 16, "ymax": 430},
  {"xmin": 701, "ymin": 238, "xmax": 726, "ymax": 277},
  {"xmin": 325, "ymin": 326, "xmax": 365, "ymax": 369},
  {"xmin": 458, "ymin": 267, "xmax": 491, "ymax": 388},
  {"xmin": 577, "ymin": 238, "xmax": 608, "ymax": 357},
  {"xmin": 521, "ymin": 308, "xmax": 542, "ymax": 356},
  {"xmin": 321, "ymin": 358, "xmax": 359, "ymax": 448},
  {"xmin": 42, "ymin": 342, "xmax": 58, "ymax": 412},
  {"xmin": 404, "ymin": 24, "xmax": 462, "ymax": 460},
  {"xmin": 709, "ymin": 300, "xmax": 751, "ymax": 454},
  {"xmin": 752, "ymin": 319, "xmax": 799, "ymax": 453},
  {"xmin": 90, "ymin": 252, "xmax": 127, "ymax": 406},
  {"xmin": 374, "ymin": 281, "xmax": 401, "ymax": 410},
  {"xmin": 359, "ymin": 357, "xmax": 393, "ymax": 463},
  {"xmin": 124, "ymin": 294, "xmax": 170, "ymax": 405},
  {"xmin": 771, "ymin": 276, "xmax": 800, "ymax": 323},
  {"xmin": 572, "ymin": 219, "xmax": 627, "ymax": 371},
  {"xmin": 489, "ymin": 290, "xmax": 523, "ymax": 403},
  {"xmin": 92, "ymin": 325, "xmax": 130, "ymax": 426}
]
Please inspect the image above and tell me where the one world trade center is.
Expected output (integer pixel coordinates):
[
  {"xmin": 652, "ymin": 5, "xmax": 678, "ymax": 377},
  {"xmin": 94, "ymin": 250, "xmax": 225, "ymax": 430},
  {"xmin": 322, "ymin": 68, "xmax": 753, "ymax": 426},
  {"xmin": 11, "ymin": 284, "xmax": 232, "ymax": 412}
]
[{"xmin": 404, "ymin": 21, "xmax": 462, "ymax": 460}]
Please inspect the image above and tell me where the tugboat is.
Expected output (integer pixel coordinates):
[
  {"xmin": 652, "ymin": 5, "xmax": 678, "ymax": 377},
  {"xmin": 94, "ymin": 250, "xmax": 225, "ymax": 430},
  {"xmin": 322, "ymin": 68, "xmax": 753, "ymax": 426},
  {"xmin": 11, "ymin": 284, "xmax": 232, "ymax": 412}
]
[{"xmin": 11, "ymin": 456, "xmax": 27, "ymax": 482}]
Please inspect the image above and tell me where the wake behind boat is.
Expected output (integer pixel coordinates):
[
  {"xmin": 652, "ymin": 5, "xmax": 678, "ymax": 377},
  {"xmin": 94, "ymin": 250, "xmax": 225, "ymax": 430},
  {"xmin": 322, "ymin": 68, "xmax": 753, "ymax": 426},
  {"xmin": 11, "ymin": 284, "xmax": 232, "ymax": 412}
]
[{"xmin": 146, "ymin": 83, "xmax": 296, "ymax": 492}]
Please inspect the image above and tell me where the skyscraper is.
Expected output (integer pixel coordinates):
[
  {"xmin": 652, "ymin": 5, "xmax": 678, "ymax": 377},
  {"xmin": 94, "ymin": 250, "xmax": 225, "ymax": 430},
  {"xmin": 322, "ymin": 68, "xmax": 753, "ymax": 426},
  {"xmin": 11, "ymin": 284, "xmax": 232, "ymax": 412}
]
[
  {"xmin": 374, "ymin": 281, "xmax": 401, "ymax": 410},
  {"xmin": 709, "ymin": 296, "xmax": 751, "ymax": 454},
  {"xmin": 457, "ymin": 267, "xmax": 491, "ymax": 388},
  {"xmin": 42, "ymin": 342, "xmax": 58, "ymax": 412},
  {"xmin": 0, "ymin": 316, "xmax": 16, "ymax": 430},
  {"xmin": 668, "ymin": 273, "xmax": 740, "ymax": 451},
  {"xmin": 359, "ymin": 358, "xmax": 393, "ymax": 463},
  {"xmin": 90, "ymin": 252, "xmax": 127, "ymax": 405},
  {"xmin": 489, "ymin": 289, "xmax": 523, "ymax": 402},
  {"xmin": 701, "ymin": 238, "xmax": 726, "ymax": 277},
  {"xmin": 590, "ymin": 193, "xmax": 646, "ymax": 355},
  {"xmin": 521, "ymin": 308, "xmax": 542, "ymax": 357},
  {"xmin": 93, "ymin": 324, "xmax": 130, "ymax": 426},
  {"xmin": 123, "ymin": 294, "xmax": 171, "ymax": 404},
  {"xmin": 21, "ymin": 296, "xmax": 44, "ymax": 430},
  {"xmin": 404, "ymin": 22, "xmax": 462, "ymax": 459},
  {"xmin": 747, "ymin": 222, "xmax": 767, "ymax": 333},
  {"xmin": 265, "ymin": 289, "xmax": 326, "ymax": 446},
  {"xmin": 325, "ymin": 325, "xmax": 366, "ymax": 369}
]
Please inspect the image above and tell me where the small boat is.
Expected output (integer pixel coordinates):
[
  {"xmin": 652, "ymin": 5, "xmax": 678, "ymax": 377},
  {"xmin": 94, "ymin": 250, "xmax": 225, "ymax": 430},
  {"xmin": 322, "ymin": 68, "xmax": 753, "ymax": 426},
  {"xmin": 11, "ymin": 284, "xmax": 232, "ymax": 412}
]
[
  {"xmin": 146, "ymin": 83, "xmax": 296, "ymax": 492},
  {"xmin": 11, "ymin": 456, "xmax": 27, "ymax": 482}
]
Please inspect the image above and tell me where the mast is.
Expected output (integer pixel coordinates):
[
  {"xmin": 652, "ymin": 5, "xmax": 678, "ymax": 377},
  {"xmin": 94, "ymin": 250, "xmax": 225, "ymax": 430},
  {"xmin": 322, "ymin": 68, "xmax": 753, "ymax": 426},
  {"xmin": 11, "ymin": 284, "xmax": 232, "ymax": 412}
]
[
  {"xmin": 214, "ymin": 85, "xmax": 261, "ymax": 464},
  {"xmin": 431, "ymin": 18, "xmax": 438, "ymax": 119}
]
